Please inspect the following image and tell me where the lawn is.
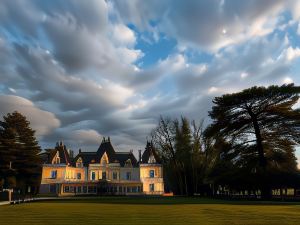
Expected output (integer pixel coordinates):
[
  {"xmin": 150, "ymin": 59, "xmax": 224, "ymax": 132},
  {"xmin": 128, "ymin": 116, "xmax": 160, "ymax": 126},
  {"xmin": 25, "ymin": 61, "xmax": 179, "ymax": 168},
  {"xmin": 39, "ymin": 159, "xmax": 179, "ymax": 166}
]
[{"xmin": 1, "ymin": 197, "xmax": 300, "ymax": 225}]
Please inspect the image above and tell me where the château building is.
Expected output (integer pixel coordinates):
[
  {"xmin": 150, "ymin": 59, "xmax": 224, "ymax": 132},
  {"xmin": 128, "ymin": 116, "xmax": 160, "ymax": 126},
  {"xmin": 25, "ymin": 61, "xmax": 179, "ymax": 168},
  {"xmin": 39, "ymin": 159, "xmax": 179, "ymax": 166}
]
[{"xmin": 39, "ymin": 138, "xmax": 164, "ymax": 196}]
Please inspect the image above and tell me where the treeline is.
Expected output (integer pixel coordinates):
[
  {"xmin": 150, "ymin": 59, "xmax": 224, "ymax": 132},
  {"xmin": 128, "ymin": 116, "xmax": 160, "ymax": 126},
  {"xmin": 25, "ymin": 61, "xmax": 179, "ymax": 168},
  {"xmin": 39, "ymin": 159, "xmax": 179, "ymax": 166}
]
[
  {"xmin": 0, "ymin": 112, "xmax": 42, "ymax": 195},
  {"xmin": 152, "ymin": 84, "xmax": 300, "ymax": 199}
]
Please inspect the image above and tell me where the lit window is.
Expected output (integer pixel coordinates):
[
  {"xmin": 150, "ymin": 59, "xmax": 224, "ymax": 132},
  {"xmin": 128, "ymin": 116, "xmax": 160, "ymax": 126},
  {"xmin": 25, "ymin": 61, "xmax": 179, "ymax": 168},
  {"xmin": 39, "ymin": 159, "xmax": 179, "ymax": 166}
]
[
  {"xmin": 149, "ymin": 170, "xmax": 155, "ymax": 178},
  {"xmin": 149, "ymin": 183, "xmax": 154, "ymax": 192},
  {"xmin": 102, "ymin": 171, "xmax": 106, "ymax": 180}
]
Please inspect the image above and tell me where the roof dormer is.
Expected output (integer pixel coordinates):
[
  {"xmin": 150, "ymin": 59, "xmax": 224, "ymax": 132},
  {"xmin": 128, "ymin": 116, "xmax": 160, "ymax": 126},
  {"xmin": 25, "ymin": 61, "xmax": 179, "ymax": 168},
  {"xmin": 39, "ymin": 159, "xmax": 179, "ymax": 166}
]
[
  {"xmin": 52, "ymin": 151, "xmax": 60, "ymax": 164},
  {"xmin": 100, "ymin": 152, "xmax": 109, "ymax": 165}
]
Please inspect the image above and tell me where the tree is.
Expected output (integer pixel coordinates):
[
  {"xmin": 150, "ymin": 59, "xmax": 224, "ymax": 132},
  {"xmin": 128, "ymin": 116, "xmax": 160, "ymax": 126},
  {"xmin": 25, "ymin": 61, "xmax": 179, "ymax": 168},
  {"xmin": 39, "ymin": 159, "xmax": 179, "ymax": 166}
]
[
  {"xmin": 0, "ymin": 111, "xmax": 42, "ymax": 195},
  {"xmin": 152, "ymin": 116, "xmax": 207, "ymax": 195},
  {"xmin": 205, "ymin": 84, "xmax": 300, "ymax": 199}
]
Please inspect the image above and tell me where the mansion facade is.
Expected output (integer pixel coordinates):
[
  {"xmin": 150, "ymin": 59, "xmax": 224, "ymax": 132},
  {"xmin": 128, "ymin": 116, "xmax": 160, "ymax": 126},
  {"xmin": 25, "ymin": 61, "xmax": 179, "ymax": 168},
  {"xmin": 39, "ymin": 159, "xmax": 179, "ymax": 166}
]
[{"xmin": 39, "ymin": 138, "xmax": 164, "ymax": 196}]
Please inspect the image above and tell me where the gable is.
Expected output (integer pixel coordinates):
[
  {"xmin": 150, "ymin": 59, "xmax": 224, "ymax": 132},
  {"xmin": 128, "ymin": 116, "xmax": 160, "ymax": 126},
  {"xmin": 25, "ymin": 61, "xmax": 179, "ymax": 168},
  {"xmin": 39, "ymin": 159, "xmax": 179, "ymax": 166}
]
[{"xmin": 100, "ymin": 152, "xmax": 109, "ymax": 165}]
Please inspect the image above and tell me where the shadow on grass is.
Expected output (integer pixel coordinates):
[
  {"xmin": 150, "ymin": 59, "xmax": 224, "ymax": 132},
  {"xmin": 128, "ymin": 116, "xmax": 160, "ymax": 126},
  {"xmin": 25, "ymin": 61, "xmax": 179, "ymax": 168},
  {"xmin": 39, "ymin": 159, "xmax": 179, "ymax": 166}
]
[{"xmin": 34, "ymin": 196, "xmax": 300, "ymax": 206}]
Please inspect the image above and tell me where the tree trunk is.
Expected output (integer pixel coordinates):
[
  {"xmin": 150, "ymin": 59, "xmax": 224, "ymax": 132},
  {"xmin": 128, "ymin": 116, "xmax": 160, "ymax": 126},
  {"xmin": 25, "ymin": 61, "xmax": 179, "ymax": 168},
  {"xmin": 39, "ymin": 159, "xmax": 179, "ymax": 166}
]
[{"xmin": 247, "ymin": 108, "xmax": 271, "ymax": 200}]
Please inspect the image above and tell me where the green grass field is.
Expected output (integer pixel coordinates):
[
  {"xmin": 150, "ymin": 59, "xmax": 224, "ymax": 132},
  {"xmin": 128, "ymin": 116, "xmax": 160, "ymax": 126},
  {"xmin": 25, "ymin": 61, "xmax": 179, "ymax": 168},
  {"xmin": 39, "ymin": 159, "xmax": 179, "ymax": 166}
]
[{"xmin": 1, "ymin": 197, "xmax": 300, "ymax": 225}]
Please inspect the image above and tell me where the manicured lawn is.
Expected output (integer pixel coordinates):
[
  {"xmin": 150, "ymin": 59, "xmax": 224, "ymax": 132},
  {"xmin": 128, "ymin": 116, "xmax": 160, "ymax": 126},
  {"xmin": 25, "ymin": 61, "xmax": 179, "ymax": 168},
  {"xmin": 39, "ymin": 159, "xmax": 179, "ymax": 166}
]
[{"xmin": 1, "ymin": 197, "xmax": 300, "ymax": 225}]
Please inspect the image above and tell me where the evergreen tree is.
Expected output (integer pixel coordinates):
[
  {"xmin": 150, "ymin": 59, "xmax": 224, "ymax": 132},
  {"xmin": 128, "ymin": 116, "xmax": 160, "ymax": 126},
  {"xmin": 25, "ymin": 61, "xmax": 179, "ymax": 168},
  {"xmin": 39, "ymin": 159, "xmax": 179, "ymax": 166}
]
[
  {"xmin": 205, "ymin": 84, "xmax": 300, "ymax": 199},
  {"xmin": 1, "ymin": 112, "xmax": 42, "ymax": 195},
  {"xmin": 152, "ymin": 116, "xmax": 207, "ymax": 195},
  {"xmin": 0, "ymin": 123, "xmax": 17, "ymax": 190}
]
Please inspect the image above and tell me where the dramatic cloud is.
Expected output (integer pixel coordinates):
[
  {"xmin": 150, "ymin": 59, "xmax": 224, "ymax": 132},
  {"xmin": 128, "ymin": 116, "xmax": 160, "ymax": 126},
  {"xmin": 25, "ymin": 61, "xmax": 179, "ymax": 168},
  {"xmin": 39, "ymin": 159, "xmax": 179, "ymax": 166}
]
[
  {"xmin": 0, "ymin": 95, "xmax": 60, "ymax": 136},
  {"xmin": 0, "ymin": 0, "xmax": 299, "ymax": 161}
]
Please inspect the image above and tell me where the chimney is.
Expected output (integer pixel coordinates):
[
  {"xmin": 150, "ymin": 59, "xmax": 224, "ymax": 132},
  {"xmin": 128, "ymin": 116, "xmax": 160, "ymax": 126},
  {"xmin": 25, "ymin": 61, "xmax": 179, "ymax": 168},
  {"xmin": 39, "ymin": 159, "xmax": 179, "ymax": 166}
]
[
  {"xmin": 138, "ymin": 150, "xmax": 142, "ymax": 162},
  {"xmin": 79, "ymin": 148, "xmax": 82, "ymax": 153}
]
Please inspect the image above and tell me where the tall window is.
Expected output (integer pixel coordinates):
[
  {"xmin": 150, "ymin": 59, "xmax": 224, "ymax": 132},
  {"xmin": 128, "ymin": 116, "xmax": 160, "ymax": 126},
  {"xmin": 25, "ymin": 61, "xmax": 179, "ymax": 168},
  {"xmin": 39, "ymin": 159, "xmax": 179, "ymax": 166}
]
[
  {"xmin": 126, "ymin": 172, "xmax": 131, "ymax": 180},
  {"xmin": 149, "ymin": 183, "xmax": 155, "ymax": 192},
  {"xmin": 91, "ymin": 171, "xmax": 96, "ymax": 180},
  {"xmin": 51, "ymin": 170, "xmax": 57, "ymax": 179},
  {"xmin": 149, "ymin": 170, "xmax": 155, "ymax": 178},
  {"xmin": 102, "ymin": 171, "xmax": 106, "ymax": 180},
  {"xmin": 77, "ymin": 173, "xmax": 81, "ymax": 180},
  {"xmin": 113, "ymin": 172, "xmax": 118, "ymax": 180}
]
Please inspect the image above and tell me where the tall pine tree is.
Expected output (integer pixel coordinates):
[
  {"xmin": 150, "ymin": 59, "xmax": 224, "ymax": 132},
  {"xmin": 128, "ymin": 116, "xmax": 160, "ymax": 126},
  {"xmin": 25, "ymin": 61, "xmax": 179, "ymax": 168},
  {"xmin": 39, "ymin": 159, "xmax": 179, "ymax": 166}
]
[
  {"xmin": 1, "ymin": 112, "xmax": 42, "ymax": 195},
  {"xmin": 205, "ymin": 84, "xmax": 300, "ymax": 199}
]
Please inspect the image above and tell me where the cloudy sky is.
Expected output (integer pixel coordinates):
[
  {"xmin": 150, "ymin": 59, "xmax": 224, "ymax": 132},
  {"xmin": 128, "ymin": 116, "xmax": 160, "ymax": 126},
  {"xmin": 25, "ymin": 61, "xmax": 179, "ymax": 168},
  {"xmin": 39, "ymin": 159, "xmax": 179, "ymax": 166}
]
[{"xmin": 0, "ymin": 0, "xmax": 299, "ymax": 159}]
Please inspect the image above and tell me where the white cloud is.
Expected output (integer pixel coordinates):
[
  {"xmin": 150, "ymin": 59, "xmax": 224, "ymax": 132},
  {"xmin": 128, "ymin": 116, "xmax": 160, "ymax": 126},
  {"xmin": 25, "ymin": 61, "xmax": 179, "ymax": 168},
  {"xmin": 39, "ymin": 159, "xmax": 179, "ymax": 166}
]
[
  {"xmin": 240, "ymin": 72, "xmax": 249, "ymax": 79},
  {"xmin": 70, "ymin": 129, "xmax": 102, "ymax": 145},
  {"xmin": 282, "ymin": 77, "xmax": 293, "ymax": 84},
  {"xmin": 282, "ymin": 47, "xmax": 300, "ymax": 62},
  {"xmin": 0, "ymin": 95, "xmax": 60, "ymax": 136},
  {"xmin": 208, "ymin": 86, "xmax": 219, "ymax": 93},
  {"xmin": 112, "ymin": 24, "xmax": 136, "ymax": 46}
]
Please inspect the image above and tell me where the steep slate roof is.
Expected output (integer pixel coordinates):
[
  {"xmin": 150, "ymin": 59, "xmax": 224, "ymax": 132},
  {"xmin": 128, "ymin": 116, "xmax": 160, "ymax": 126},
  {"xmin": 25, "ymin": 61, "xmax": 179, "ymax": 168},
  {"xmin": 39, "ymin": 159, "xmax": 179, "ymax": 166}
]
[
  {"xmin": 42, "ymin": 137, "xmax": 142, "ymax": 167},
  {"xmin": 42, "ymin": 141, "xmax": 71, "ymax": 164},
  {"xmin": 73, "ymin": 151, "xmax": 97, "ymax": 167},
  {"xmin": 96, "ymin": 138, "xmax": 117, "ymax": 162},
  {"xmin": 71, "ymin": 137, "xmax": 139, "ymax": 167},
  {"xmin": 141, "ymin": 141, "xmax": 161, "ymax": 164},
  {"xmin": 115, "ymin": 152, "xmax": 138, "ymax": 167}
]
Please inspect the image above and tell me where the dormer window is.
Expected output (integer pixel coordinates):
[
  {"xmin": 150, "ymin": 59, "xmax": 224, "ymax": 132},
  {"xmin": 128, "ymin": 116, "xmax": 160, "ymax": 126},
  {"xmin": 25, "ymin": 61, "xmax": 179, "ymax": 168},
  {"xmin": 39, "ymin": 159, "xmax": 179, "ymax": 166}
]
[
  {"xmin": 100, "ymin": 152, "xmax": 109, "ymax": 165},
  {"xmin": 76, "ymin": 157, "xmax": 83, "ymax": 167},
  {"xmin": 148, "ymin": 154, "xmax": 156, "ymax": 163},
  {"xmin": 52, "ymin": 152, "xmax": 60, "ymax": 164},
  {"xmin": 125, "ymin": 159, "xmax": 132, "ymax": 167}
]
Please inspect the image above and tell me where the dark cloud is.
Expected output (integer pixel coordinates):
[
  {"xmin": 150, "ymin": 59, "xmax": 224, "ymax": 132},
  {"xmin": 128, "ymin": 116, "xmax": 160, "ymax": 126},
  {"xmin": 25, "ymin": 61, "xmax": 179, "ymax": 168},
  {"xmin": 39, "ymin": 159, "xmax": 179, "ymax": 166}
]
[{"xmin": 0, "ymin": 0, "xmax": 299, "ymax": 155}]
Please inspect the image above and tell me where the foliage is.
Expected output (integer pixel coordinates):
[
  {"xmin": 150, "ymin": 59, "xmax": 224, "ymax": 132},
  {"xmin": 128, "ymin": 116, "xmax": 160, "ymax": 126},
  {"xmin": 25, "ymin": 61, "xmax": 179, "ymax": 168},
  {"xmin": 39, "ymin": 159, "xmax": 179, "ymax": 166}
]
[
  {"xmin": 0, "ymin": 111, "xmax": 42, "ymax": 194},
  {"xmin": 152, "ymin": 116, "xmax": 207, "ymax": 195},
  {"xmin": 205, "ymin": 84, "xmax": 300, "ymax": 199}
]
